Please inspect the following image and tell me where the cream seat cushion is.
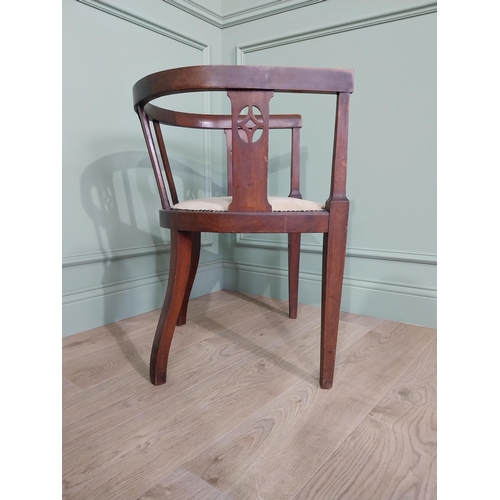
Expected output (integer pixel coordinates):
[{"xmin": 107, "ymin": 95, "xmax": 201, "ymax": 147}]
[{"xmin": 172, "ymin": 196, "xmax": 324, "ymax": 212}]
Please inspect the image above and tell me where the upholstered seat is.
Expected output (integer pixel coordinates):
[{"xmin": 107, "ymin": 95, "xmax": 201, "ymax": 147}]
[{"xmin": 172, "ymin": 196, "xmax": 325, "ymax": 212}]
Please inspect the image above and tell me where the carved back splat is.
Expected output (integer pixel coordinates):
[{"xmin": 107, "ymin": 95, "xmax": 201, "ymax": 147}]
[{"xmin": 227, "ymin": 90, "xmax": 274, "ymax": 212}]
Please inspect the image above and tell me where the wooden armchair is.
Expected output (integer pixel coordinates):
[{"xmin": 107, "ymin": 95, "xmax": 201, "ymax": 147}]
[{"xmin": 133, "ymin": 65, "xmax": 354, "ymax": 389}]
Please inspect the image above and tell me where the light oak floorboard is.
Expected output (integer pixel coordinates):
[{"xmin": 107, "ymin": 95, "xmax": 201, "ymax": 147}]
[
  {"xmin": 136, "ymin": 467, "xmax": 231, "ymax": 500},
  {"xmin": 62, "ymin": 291, "xmax": 435, "ymax": 500},
  {"xmin": 293, "ymin": 339, "xmax": 437, "ymax": 500},
  {"xmin": 62, "ymin": 300, "xmax": 369, "ymax": 499},
  {"xmin": 184, "ymin": 322, "xmax": 436, "ymax": 500},
  {"xmin": 388, "ymin": 337, "xmax": 437, "ymax": 407},
  {"xmin": 62, "ymin": 303, "xmax": 321, "ymax": 450},
  {"xmin": 62, "ymin": 377, "xmax": 81, "ymax": 408},
  {"xmin": 63, "ymin": 337, "xmax": 307, "ymax": 499},
  {"xmin": 62, "ymin": 295, "xmax": 288, "ymax": 390}
]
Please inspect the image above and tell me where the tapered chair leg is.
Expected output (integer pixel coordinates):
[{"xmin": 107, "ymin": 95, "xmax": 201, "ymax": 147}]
[
  {"xmin": 177, "ymin": 232, "xmax": 201, "ymax": 326},
  {"xmin": 288, "ymin": 233, "xmax": 301, "ymax": 319},
  {"xmin": 150, "ymin": 230, "xmax": 194, "ymax": 385},
  {"xmin": 320, "ymin": 201, "xmax": 349, "ymax": 389}
]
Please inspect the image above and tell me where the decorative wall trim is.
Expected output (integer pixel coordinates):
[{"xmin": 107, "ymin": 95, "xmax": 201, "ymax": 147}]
[
  {"xmin": 223, "ymin": 259, "xmax": 437, "ymax": 299},
  {"xmin": 235, "ymin": 234, "xmax": 437, "ymax": 265},
  {"xmin": 236, "ymin": 2, "xmax": 437, "ymax": 60},
  {"xmin": 62, "ymin": 259, "xmax": 224, "ymax": 336},
  {"xmin": 164, "ymin": 0, "xmax": 325, "ymax": 29},
  {"xmin": 63, "ymin": 259, "xmax": 223, "ymax": 305},
  {"xmin": 223, "ymin": 259, "xmax": 436, "ymax": 327},
  {"xmin": 62, "ymin": 234, "xmax": 212, "ymax": 268},
  {"xmin": 63, "ymin": 269, "xmax": 171, "ymax": 306},
  {"xmin": 77, "ymin": 0, "xmax": 209, "ymax": 50}
]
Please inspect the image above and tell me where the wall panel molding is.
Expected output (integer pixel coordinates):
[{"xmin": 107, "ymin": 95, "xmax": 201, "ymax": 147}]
[
  {"xmin": 224, "ymin": 259, "xmax": 436, "ymax": 299},
  {"xmin": 62, "ymin": 259, "xmax": 224, "ymax": 336},
  {"xmin": 77, "ymin": 0, "xmax": 211, "ymax": 50},
  {"xmin": 63, "ymin": 259, "xmax": 223, "ymax": 305},
  {"xmin": 62, "ymin": 234, "xmax": 212, "ymax": 268},
  {"xmin": 236, "ymin": 2, "xmax": 437, "ymax": 59},
  {"xmin": 223, "ymin": 259, "xmax": 436, "ymax": 327},
  {"xmin": 165, "ymin": 0, "xmax": 325, "ymax": 29},
  {"xmin": 235, "ymin": 234, "xmax": 436, "ymax": 265}
]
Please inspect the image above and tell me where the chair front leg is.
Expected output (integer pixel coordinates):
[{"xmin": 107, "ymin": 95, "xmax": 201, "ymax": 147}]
[
  {"xmin": 177, "ymin": 232, "xmax": 201, "ymax": 326},
  {"xmin": 288, "ymin": 233, "xmax": 301, "ymax": 319},
  {"xmin": 320, "ymin": 201, "xmax": 349, "ymax": 389},
  {"xmin": 150, "ymin": 230, "xmax": 194, "ymax": 385}
]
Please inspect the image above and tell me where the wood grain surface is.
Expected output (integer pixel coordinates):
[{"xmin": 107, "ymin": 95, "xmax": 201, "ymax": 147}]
[
  {"xmin": 62, "ymin": 291, "xmax": 436, "ymax": 500},
  {"xmin": 293, "ymin": 339, "xmax": 437, "ymax": 500}
]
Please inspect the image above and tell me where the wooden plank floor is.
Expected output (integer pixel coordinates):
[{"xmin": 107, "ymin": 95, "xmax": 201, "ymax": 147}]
[{"xmin": 62, "ymin": 291, "xmax": 436, "ymax": 500}]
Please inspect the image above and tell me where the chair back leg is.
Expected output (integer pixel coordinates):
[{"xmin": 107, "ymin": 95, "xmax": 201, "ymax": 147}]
[
  {"xmin": 150, "ymin": 230, "xmax": 195, "ymax": 385},
  {"xmin": 288, "ymin": 233, "xmax": 301, "ymax": 319},
  {"xmin": 177, "ymin": 232, "xmax": 201, "ymax": 326}
]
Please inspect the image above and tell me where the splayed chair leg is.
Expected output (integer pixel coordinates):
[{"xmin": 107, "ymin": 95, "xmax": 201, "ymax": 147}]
[
  {"xmin": 150, "ymin": 230, "xmax": 194, "ymax": 386},
  {"xmin": 320, "ymin": 201, "xmax": 349, "ymax": 389},
  {"xmin": 177, "ymin": 232, "xmax": 201, "ymax": 326},
  {"xmin": 288, "ymin": 233, "xmax": 301, "ymax": 319}
]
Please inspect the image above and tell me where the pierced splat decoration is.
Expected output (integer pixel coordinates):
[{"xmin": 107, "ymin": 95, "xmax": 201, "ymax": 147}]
[
  {"xmin": 237, "ymin": 105, "xmax": 264, "ymax": 143},
  {"xmin": 227, "ymin": 90, "xmax": 274, "ymax": 212}
]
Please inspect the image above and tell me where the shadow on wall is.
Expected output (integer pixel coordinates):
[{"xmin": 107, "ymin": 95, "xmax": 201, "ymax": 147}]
[
  {"xmin": 79, "ymin": 149, "xmax": 216, "ymax": 281},
  {"xmin": 80, "ymin": 151, "xmax": 166, "ymax": 293},
  {"xmin": 79, "ymin": 151, "xmax": 164, "ymax": 376},
  {"xmin": 78, "ymin": 150, "xmax": 212, "ymax": 376}
]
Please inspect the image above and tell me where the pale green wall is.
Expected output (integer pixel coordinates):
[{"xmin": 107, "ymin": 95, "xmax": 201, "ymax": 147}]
[
  {"xmin": 221, "ymin": 0, "xmax": 437, "ymax": 327},
  {"xmin": 62, "ymin": 0, "xmax": 224, "ymax": 336},
  {"xmin": 63, "ymin": 0, "xmax": 436, "ymax": 336}
]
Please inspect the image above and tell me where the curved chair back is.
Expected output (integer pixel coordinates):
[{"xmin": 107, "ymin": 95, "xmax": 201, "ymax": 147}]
[{"xmin": 133, "ymin": 65, "xmax": 354, "ymax": 212}]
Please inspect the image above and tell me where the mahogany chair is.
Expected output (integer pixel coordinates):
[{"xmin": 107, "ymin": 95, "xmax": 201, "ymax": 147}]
[{"xmin": 133, "ymin": 65, "xmax": 354, "ymax": 389}]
